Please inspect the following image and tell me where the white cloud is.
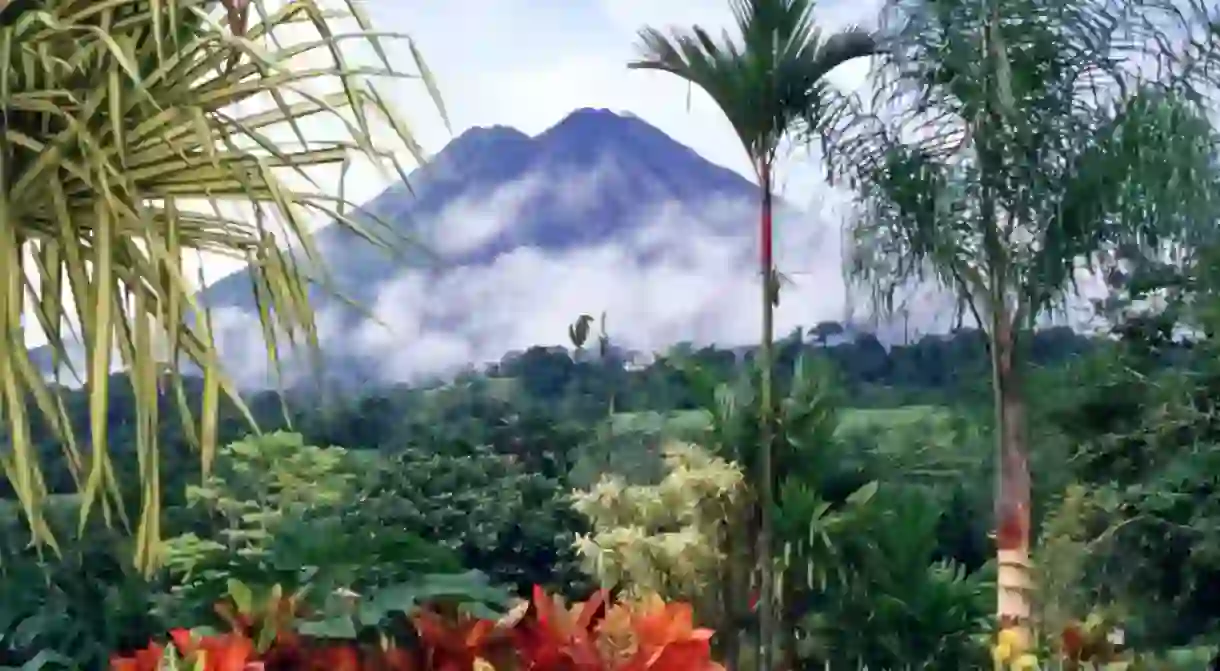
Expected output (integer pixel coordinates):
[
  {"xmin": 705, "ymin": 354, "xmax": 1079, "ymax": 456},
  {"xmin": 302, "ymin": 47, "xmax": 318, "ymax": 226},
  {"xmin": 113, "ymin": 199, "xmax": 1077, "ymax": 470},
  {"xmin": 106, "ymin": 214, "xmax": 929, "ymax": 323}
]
[
  {"xmin": 429, "ymin": 173, "xmax": 547, "ymax": 256},
  {"xmin": 209, "ymin": 152, "xmax": 861, "ymax": 386}
]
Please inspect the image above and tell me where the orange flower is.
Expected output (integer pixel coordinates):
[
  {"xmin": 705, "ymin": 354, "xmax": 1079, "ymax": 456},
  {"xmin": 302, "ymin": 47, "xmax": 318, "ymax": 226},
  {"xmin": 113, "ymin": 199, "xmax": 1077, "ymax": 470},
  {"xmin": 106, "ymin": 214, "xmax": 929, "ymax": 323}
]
[
  {"xmin": 596, "ymin": 602, "xmax": 638, "ymax": 662},
  {"xmin": 631, "ymin": 595, "xmax": 712, "ymax": 649},
  {"xmin": 621, "ymin": 594, "xmax": 721, "ymax": 671},
  {"xmin": 167, "ymin": 629, "xmax": 255, "ymax": 671},
  {"xmin": 309, "ymin": 644, "xmax": 361, "ymax": 671},
  {"xmin": 201, "ymin": 634, "xmax": 255, "ymax": 671},
  {"xmin": 414, "ymin": 608, "xmax": 504, "ymax": 671},
  {"xmin": 169, "ymin": 629, "xmax": 196, "ymax": 657},
  {"xmin": 109, "ymin": 642, "xmax": 164, "ymax": 671},
  {"xmin": 374, "ymin": 645, "xmax": 417, "ymax": 671}
]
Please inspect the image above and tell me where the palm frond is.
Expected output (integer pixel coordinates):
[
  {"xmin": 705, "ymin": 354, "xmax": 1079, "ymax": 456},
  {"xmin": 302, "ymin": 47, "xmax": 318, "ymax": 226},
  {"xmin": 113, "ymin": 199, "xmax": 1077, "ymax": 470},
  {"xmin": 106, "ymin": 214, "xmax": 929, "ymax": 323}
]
[
  {"xmin": 1030, "ymin": 85, "xmax": 1220, "ymax": 312},
  {"xmin": 827, "ymin": 0, "xmax": 1220, "ymax": 326},
  {"xmin": 1, "ymin": 0, "xmax": 443, "ymax": 572},
  {"xmin": 629, "ymin": 0, "xmax": 881, "ymax": 168},
  {"xmin": 845, "ymin": 134, "xmax": 987, "ymax": 323}
]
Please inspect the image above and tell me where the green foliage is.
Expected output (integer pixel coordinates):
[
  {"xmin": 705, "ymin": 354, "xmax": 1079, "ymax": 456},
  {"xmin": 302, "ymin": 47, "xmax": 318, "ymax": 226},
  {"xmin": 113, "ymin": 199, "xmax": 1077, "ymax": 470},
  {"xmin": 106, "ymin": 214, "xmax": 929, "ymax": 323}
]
[
  {"xmin": 292, "ymin": 569, "xmax": 517, "ymax": 639},
  {"xmin": 365, "ymin": 437, "xmax": 589, "ymax": 597},
  {"xmin": 795, "ymin": 485, "xmax": 992, "ymax": 669},
  {"xmin": 162, "ymin": 433, "xmax": 354, "ymax": 613},
  {"xmin": 5, "ymin": 256, "xmax": 1220, "ymax": 669},
  {"xmin": 758, "ymin": 358, "xmax": 992, "ymax": 669},
  {"xmin": 161, "ymin": 433, "xmax": 460, "ymax": 629},
  {"xmin": 1038, "ymin": 342, "xmax": 1220, "ymax": 646},
  {"xmin": 585, "ymin": 353, "xmax": 998, "ymax": 668},
  {"xmin": 0, "ymin": 526, "xmax": 163, "ymax": 670}
]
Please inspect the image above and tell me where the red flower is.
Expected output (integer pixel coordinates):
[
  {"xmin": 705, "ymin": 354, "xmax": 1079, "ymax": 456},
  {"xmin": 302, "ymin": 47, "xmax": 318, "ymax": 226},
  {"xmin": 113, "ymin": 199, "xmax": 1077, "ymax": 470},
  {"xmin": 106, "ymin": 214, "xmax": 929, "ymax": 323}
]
[
  {"xmin": 514, "ymin": 585, "xmax": 607, "ymax": 670},
  {"xmin": 309, "ymin": 644, "xmax": 361, "ymax": 671},
  {"xmin": 109, "ymin": 643, "xmax": 164, "ymax": 671},
  {"xmin": 413, "ymin": 608, "xmax": 503, "ymax": 671}
]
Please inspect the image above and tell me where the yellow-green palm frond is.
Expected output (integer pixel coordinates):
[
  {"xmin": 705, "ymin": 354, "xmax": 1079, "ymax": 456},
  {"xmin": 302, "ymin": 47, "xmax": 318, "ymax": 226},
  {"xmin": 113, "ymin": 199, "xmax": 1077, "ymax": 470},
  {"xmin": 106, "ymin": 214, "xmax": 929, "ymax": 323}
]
[{"xmin": 0, "ymin": 0, "xmax": 444, "ymax": 573}]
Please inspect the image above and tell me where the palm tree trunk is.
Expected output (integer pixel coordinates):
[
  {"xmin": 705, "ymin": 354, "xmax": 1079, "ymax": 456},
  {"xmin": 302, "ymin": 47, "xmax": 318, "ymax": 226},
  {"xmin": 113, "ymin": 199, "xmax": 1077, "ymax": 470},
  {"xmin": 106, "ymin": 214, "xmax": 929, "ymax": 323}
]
[
  {"xmin": 757, "ymin": 160, "xmax": 776, "ymax": 671},
  {"xmin": 990, "ymin": 311, "xmax": 1033, "ymax": 643},
  {"xmin": 721, "ymin": 499, "xmax": 753, "ymax": 669}
]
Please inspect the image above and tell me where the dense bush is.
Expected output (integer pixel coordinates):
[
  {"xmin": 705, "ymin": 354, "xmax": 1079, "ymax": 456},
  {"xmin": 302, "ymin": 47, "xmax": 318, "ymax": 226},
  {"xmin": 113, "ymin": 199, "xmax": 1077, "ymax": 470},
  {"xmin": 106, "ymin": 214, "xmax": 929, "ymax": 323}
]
[
  {"xmin": 365, "ymin": 437, "xmax": 590, "ymax": 598},
  {"xmin": 572, "ymin": 441, "xmax": 744, "ymax": 602}
]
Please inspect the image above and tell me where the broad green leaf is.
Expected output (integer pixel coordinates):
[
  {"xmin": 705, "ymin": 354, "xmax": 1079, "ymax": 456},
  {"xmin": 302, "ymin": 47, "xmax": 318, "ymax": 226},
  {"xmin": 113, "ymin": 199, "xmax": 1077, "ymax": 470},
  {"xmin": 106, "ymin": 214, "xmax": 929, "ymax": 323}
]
[
  {"xmin": 846, "ymin": 480, "xmax": 879, "ymax": 506},
  {"xmin": 296, "ymin": 616, "xmax": 357, "ymax": 640},
  {"xmin": 227, "ymin": 578, "xmax": 254, "ymax": 615}
]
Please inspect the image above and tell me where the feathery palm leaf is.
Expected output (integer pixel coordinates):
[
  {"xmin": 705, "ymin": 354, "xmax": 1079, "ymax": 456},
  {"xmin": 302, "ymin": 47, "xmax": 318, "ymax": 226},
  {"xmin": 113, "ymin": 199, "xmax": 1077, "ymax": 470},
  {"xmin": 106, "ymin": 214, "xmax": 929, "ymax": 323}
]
[
  {"xmin": 0, "ymin": 0, "xmax": 443, "ymax": 572},
  {"xmin": 830, "ymin": 0, "xmax": 1220, "ymax": 326},
  {"xmin": 629, "ymin": 0, "xmax": 879, "ymax": 172}
]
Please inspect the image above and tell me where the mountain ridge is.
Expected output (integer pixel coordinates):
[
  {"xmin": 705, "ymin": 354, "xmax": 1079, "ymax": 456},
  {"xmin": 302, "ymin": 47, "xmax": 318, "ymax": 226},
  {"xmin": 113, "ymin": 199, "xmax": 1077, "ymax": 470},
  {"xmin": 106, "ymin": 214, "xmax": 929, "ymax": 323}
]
[
  {"xmin": 33, "ymin": 107, "xmax": 822, "ymax": 388},
  {"xmin": 201, "ymin": 107, "xmax": 775, "ymax": 308}
]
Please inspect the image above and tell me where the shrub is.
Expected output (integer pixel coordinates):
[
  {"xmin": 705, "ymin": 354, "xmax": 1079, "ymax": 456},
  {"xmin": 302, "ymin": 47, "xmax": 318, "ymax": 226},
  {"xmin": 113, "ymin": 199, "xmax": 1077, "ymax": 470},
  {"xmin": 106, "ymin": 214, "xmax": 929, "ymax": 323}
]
[
  {"xmin": 109, "ymin": 585, "xmax": 725, "ymax": 671},
  {"xmin": 570, "ymin": 441, "xmax": 744, "ymax": 602},
  {"xmin": 366, "ymin": 440, "xmax": 588, "ymax": 597},
  {"xmin": 159, "ymin": 433, "xmax": 464, "ymax": 632}
]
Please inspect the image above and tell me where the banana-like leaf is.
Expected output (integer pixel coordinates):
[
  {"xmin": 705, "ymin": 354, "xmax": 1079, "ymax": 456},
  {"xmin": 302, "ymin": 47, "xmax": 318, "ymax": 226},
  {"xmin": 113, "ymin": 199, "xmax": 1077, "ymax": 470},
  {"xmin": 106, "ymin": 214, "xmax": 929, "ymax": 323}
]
[{"xmin": 0, "ymin": 0, "xmax": 443, "ymax": 573}]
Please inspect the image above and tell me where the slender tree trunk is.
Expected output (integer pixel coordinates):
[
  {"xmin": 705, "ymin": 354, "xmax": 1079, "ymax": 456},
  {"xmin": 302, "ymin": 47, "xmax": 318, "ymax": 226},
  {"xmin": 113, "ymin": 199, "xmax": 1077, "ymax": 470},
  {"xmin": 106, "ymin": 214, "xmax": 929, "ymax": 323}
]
[
  {"xmin": 757, "ymin": 161, "xmax": 776, "ymax": 671},
  {"xmin": 990, "ymin": 311, "xmax": 1033, "ymax": 644},
  {"xmin": 721, "ymin": 497, "xmax": 753, "ymax": 670},
  {"xmin": 780, "ymin": 575, "xmax": 799, "ymax": 671}
]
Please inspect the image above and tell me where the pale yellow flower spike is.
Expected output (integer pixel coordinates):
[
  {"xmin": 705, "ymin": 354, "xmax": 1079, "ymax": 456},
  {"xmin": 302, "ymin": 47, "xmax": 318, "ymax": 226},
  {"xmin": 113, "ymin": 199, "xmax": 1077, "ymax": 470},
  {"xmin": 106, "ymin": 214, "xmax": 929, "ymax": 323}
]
[
  {"xmin": 992, "ymin": 642, "xmax": 1013, "ymax": 666},
  {"xmin": 997, "ymin": 628, "xmax": 1023, "ymax": 652},
  {"xmin": 473, "ymin": 658, "xmax": 496, "ymax": 671}
]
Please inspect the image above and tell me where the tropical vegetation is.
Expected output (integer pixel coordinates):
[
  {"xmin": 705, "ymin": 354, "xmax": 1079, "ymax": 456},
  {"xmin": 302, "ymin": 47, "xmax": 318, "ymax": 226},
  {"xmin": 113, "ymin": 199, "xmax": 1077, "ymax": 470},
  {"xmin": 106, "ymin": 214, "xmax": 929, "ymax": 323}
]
[
  {"xmin": 826, "ymin": 0, "xmax": 1220, "ymax": 644},
  {"xmin": 628, "ymin": 4, "xmax": 880, "ymax": 665},
  {"xmin": 2, "ymin": 0, "xmax": 1220, "ymax": 669}
]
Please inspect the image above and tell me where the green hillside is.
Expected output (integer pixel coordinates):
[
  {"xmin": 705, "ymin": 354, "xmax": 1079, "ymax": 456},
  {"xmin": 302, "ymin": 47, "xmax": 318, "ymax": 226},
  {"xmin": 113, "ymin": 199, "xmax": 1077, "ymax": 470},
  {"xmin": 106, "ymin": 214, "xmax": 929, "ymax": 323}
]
[{"xmin": 608, "ymin": 405, "xmax": 950, "ymax": 440}]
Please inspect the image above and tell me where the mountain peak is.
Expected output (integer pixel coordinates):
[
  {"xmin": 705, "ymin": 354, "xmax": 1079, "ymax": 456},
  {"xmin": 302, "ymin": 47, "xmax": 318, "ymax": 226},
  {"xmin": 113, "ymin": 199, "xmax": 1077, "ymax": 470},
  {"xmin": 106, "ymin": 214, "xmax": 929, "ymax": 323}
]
[
  {"xmin": 440, "ymin": 124, "xmax": 531, "ymax": 161},
  {"xmin": 564, "ymin": 107, "xmax": 632, "ymax": 121},
  {"xmin": 539, "ymin": 107, "xmax": 646, "ymax": 139},
  {"xmin": 450, "ymin": 124, "xmax": 529, "ymax": 145}
]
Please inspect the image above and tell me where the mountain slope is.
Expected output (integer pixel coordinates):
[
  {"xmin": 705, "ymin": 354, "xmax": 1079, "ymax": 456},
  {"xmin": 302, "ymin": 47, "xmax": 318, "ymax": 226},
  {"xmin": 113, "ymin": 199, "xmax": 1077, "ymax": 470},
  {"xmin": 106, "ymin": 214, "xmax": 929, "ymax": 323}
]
[
  {"xmin": 202, "ymin": 107, "xmax": 768, "ymax": 311},
  {"xmin": 205, "ymin": 108, "xmax": 813, "ymax": 386},
  {"xmin": 34, "ymin": 108, "xmax": 839, "ymax": 388}
]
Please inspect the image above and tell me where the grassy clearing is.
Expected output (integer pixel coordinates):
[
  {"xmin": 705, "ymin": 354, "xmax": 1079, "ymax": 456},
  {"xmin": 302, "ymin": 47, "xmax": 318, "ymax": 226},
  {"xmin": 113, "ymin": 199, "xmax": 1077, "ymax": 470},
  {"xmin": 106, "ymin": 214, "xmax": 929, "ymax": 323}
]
[{"xmin": 609, "ymin": 405, "xmax": 950, "ymax": 440}]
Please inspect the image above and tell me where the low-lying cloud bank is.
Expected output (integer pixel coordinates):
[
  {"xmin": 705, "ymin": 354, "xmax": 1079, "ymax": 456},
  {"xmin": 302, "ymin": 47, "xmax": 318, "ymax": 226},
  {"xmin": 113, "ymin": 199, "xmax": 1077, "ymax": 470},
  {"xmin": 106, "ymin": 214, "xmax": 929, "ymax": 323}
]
[
  {"xmin": 206, "ymin": 156, "xmax": 978, "ymax": 388},
  {"xmin": 45, "ymin": 141, "xmax": 1113, "ymax": 391},
  {"xmin": 211, "ymin": 186, "xmax": 862, "ymax": 387}
]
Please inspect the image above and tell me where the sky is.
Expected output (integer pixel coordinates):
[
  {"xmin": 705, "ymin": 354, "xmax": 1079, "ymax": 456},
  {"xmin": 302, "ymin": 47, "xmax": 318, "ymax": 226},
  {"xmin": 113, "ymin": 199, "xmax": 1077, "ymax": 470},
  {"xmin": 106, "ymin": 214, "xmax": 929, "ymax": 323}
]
[{"xmin": 346, "ymin": 0, "xmax": 878, "ymax": 202}]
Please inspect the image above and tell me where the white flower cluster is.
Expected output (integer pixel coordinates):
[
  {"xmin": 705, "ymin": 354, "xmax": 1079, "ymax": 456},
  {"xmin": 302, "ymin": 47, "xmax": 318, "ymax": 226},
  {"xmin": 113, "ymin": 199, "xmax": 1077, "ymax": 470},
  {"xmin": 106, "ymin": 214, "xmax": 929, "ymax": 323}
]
[{"xmin": 570, "ymin": 441, "xmax": 744, "ymax": 601}]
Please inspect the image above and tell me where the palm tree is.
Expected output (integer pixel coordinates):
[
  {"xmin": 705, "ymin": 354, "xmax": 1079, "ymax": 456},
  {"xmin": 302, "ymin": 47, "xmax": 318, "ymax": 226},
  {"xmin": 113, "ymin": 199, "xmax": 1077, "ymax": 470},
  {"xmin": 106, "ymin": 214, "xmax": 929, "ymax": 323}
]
[
  {"xmin": 827, "ymin": 0, "xmax": 1220, "ymax": 642},
  {"xmin": 627, "ymin": 1, "xmax": 879, "ymax": 666},
  {"xmin": 0, "ymin": 0, "xmax": 443, "ymax": 572}
]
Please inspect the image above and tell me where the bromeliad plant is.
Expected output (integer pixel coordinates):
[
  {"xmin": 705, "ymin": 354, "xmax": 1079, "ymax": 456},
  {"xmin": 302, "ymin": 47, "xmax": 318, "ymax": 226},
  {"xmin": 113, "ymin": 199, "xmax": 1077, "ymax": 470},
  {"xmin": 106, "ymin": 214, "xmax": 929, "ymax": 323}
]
[{"xmin": 110, "ymin": 585, "xmax": 725, "ymax": 671}]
